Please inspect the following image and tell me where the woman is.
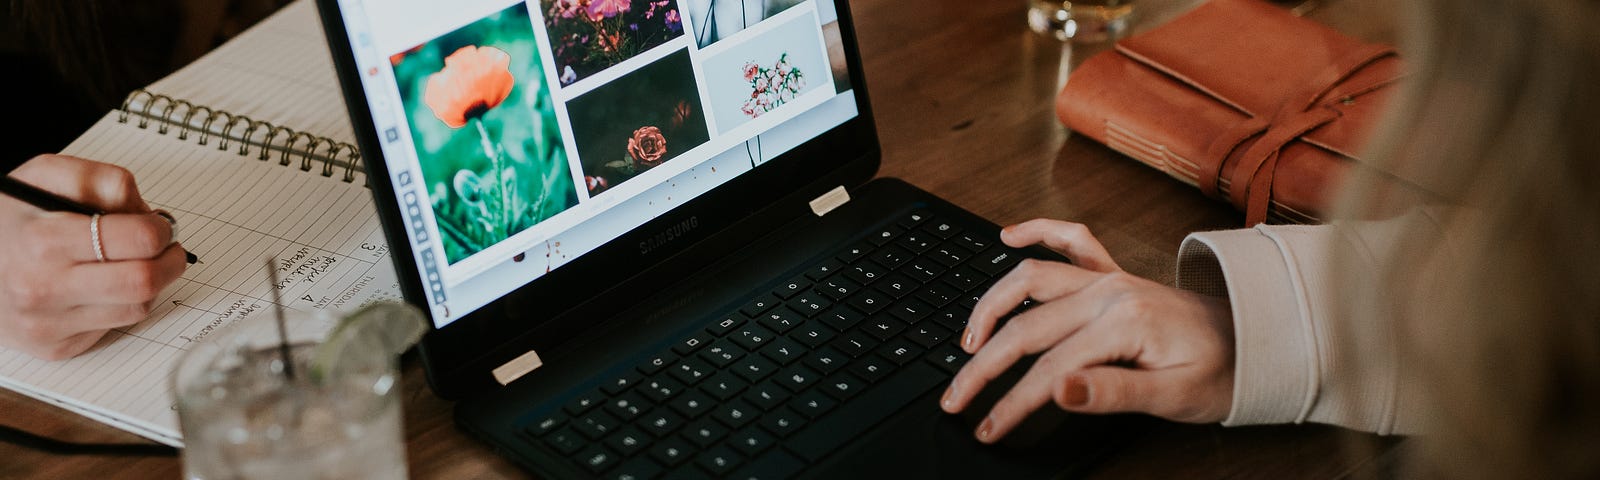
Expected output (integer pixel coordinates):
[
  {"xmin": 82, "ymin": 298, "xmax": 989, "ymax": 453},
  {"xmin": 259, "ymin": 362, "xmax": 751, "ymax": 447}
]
[{"xmin": 943, "ymin": 0, "xmax": 1599, "ymax": 477}]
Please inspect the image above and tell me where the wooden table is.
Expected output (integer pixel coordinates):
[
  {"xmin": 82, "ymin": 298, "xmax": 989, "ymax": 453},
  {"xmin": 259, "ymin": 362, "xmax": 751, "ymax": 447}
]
[{"xmin": 0, "ymin": 0, "xmax": 1401, "ymax": 477}]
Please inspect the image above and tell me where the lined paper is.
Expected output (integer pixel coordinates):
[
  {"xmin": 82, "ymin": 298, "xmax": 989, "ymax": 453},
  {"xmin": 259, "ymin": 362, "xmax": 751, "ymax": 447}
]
[{"xmin": 0, "ymin": 113, "xmax": 399, "ymax": 446}]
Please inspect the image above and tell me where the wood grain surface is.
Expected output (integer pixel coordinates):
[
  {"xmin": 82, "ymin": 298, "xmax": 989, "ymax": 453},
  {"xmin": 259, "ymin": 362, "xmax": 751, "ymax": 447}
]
[{"xmin": 0, "ymin": 0, "xmax": 1400, "ymax": 477}]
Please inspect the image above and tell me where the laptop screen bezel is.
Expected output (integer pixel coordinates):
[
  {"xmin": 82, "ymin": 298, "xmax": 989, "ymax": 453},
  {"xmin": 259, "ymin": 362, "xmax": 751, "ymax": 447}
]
[{"xmin": 314, "ymin": 0, "xmax": 881, "ymax": 398}]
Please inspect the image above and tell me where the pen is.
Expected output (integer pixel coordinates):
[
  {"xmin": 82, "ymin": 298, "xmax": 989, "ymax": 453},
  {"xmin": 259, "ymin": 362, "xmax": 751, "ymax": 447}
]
[{"xmin": 1, "ymin": 175, "xmax": 200, "ymax": 265}]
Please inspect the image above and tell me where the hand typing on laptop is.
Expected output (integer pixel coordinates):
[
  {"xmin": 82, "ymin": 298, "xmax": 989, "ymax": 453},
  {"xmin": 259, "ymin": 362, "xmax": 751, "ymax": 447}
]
[
  {"xmin": 941, "ymin": 219, "xmax": 1234, "ymax": 443},
  {"xmin": 0, "ymin": 154, "xmax": 189, "ymax": 360}
]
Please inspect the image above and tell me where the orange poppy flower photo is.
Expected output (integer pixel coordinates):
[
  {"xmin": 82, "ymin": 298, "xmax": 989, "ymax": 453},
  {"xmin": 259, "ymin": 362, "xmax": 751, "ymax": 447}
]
[{"xmin": 390, "ymin": 4, "xmax": 578, "ymax": 264}]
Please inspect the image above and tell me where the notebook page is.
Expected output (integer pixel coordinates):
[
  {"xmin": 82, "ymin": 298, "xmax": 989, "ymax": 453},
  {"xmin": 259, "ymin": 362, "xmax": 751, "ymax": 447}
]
[
  {"xmin": 143, "ymin": 0, "xmax": 354, "ymax": 145},
  {"xmin": 0, "ymin": 114, "xmax": 400, "ymax": 445}
]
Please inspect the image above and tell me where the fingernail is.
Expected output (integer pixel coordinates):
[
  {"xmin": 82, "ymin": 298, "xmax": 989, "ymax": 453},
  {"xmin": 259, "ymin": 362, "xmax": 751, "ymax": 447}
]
[
  {"xmin": 962, "ymin": 328, "xmax": 974, "ymax": 350},
  {"xmin": 152, "ymin": 209, "xmax": 176, "ymax": 226},
  {"xmin": 941, "ymin": 386, "xmax": 955, "ymax": 410},
  {"xmin": 1062, "ymin": 376, "xmax": 1089, "ymax": 407},
  {"xmin": 976, "ymin": 417, "xmax": 994, "ymax": 442}
]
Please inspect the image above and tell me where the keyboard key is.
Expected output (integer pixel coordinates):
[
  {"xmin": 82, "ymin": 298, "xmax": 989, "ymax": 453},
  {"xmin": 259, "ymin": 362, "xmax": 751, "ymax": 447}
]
[
  {"xmin": 712, "ymin": 401, "xmax": 759, "ymax": 429},
  {"xmin": 775, "ymin": 365, "xmax": 820, "ymax": 392},
  {"xmin": 772, "ymin": 276, "xmax": 810, "ymax": 299},
  {"xmin": 756, "ymin": 307, "xmax": 805, "ymax": 334},
  {"xmin": 816, "ymin": 277, "xmax": 859, "ymax": 301},
  {"xmin": 605, "ymin": 392, "xmax": 651, "ymax": 421},
  {"xmin": 805, "ymin": 259, "xmax": 844, "ymax": 280},
  {"xmin": 669, "ymin": 389, "xmax": 716, "ymax": 419},
  {"xmin": 785, "ymin": 293, "xmax": 832, "ymax": 317},
  {"xmin": 731, "ymin": 355, "xmax": 779, "ymax": 383},
  {"xmin": 804, "ymin": 347, "xmax": 849, "ymax": 375},
  {"xmin": 926, "ymin": 246, "xmax": 969, "ymax": 268},
  {"xmin": 744, "ymin": 381, "xmax": 792, "ymax": 410},
  {"xmin": 682, "ymin": 417, "xmax": 730, "ymax": 447},
  {"xmin": 759, "ymin": 337, "xmax": 807, "ymax": 365},
  {"xmin": 670, "ymin": 358, "xmax": 714, "ymax": 385},
  {"xmin": 759, "ymin": 408, "xmax": 807, "ymax": 437},
  {"xmin": 601, "ymin": 371, "xmax": 646, "ymax": 395},
  {"xmin": 896, "ymin": 210, "xmax": 932, "ymax": 229},
  {"xmin": 878, "ymin": 339, "xmax": 926, "ymax": 366},
  {"xmin": 970, "ymin": 249, "xmax": 1023, "ymax": 277},
  {"xmin": 605, "ymin": 426, "xmax": 651, "ymax": 456},
  {"xmin": 925, "ymin": 344, "xmax": 971, "ymax": 374},
  {"xmin": 707, "ymin": 315, "xmax": 745, "ymax": 337},
  {"xmin": 740, "ymin": 294, "xmax": 782, "ymax": 317},
  {"xmin": 870, "ymin": 246, "xmax": 913, "ymax": 269},
  {"xmin": 837, "ymin": 243, "xmax": 873, "ymax": 263},
  {"xmin": 544, "ymin": 427, "xmax": 584, "ymax": 455},
  {"xmin": 821, "ymin": 373, "xmax": 866, "ymax": 400},
  {"xmin": 942, "ymin": 266, "xmax": 986, "ymax": 291},
  {"xmin": 849, "ymin": 355, "xmax": 896, "ymax": 384},
  {"xmin": 895, "ymin": 232, "xmax": 935, "ymax": 254},
  {"xmin": 640, "ymin": 409, "xmax": 687, "ymax": 437},
  {"xmin": 862, "ymin": 318, "xmax": 906, "ymax": 342},
  {"xmin": 787, "ymin": 363, "xmax": 947, "ymax": 462},
  {"xmin": 922, "ymin": 220, "xmax": 962, "ymax": 239},
  {"xmin": 525, "ymin": 413, "xmax": 565, "ymax": 437},
  {"xmin": 578, "ymin": 445, "xmax": 620, "ymax": 474},
  {"xmin": 904, "ymin": 259, "xmax": 946, "ymax": 283},
  {"xmin": 932, "ymin": 306, "xmax": 969, "ymax": 331},
  {"xmin": 915, "ymin": 283, "xmax": 959, "ymax": 308},
  {"xmin": 565, "ymin": 391, "xmax": 603, "ymax": 415},
  {"xmin": 844, "ymin": 262, "xmax": 887, "ymax": 285},
  {"xmin": 575, "ymin": 410, "xmax": 621, "ymax": 439},
  {"xmin": 789, "ymin": 322, "xmax": 836, "ymax": 349},
  {"xmin": 952, "ymin": 232, "xmax": 994, "ymax": 253},
  {"xmin": 873, "ymin": 274, "xmax": 918, "ymax": 298},
  {"xmin": 832, "ymin": 331, "xmax": 880, "ymax": 357},
  {"xmin": 787, "ymin": 390, "xmax": 838, "ymax": 419},
  {"xmin": 888, "ymin": 299, "xmax": 934, "ymax": 324},
  {"xmin": 866, "ymin": 226, "xmax": 902, "ymax": 246},
  {"xmin": 846, "ymin": 289, "xmax": 890, "ymax": 314},
  {"xmin": 610, "ymin": 458, "xmax": 664, "ymax": 480},
  {"xmin": 729, "ymin": 428, "xmax": 776, "ymax": 456},
  {"xmin": 649, "ymin": 437, "xmax": 694, "ymax": 467},
  {"xmin": 730, "ymin": 325, "xmax": 776, "ymax": 351},
  {"xmin": 695, "ymin": 446, "xmax": 744, "ymax": 476},
  {"xmin": 699, "ymin": 372, "xmax": 748, "ymax": 401},
  {"xmin": 699, "ymin": 339, "xmax": 745, "ymax": 367},
  {"xmin": 673, "ymin": 332, "xmax": 711, "ymax": 355},
  {"xmin": 641, "ymin": 377, "xmax": 685, "ymax": 403},
  {"xmin": 907, "ymin": 325, "xmax": 954, "ymax": 349},
  {"xmin": 817, "ymin": 306, "xmax": 864, "ymax": 331},
  {"xmin": 638, "ymin": 351, "xmax": 678, "ymax": 375}
]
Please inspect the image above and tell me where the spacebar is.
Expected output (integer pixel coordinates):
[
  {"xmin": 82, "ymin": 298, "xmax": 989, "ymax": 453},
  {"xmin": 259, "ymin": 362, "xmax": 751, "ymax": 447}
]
[{"xmin": 786, "ymin": 362, "xmax": 948, "ymax": 463}]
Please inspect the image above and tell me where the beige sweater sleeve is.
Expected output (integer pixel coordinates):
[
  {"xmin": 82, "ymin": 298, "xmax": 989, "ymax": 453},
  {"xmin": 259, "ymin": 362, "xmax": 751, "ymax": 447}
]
[{"xmin": 1174, "ymin": 219, "xmax": 1429, "ymax": 435}]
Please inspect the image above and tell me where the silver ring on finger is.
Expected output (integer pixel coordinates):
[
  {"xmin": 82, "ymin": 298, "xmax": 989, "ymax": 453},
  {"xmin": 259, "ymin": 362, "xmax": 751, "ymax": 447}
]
[{"xmin": 90, "ymin": 213, "xmax": 107, "ymax": 263}]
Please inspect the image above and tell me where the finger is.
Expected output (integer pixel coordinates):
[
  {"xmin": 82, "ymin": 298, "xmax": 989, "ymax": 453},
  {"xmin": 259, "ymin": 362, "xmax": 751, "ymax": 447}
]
[
  {"xmin": 963, "ymin": 259, "xmax": 1101, "ymax": 354},
  {"xmin": 10, "ymin": 155, "xmax": 150, "ymax": 213},
  {"xmin": 55, "ymin": 305, "xmax": 148, "ymax": 340},
  {"xmin": 1053, "ymin": 367, "xmax": 1172, "ymax": 417},
  {"xmin": 1000, "ymin": 219, "xmax": 1118, "ymax": 273},
  {"xmin": 945, "ymin": 294, "xmax": 1100, "ymax": 413},
  {"xmin": 27, "ymin": 212, "xmax": 173, "ymax": 263},
  {"xmin": 61, "ymin": 244, "xmax": 188, "ymax": 306},
  {"xmin": 970, "ymin": 353, "xmax": 1070, "ymax": 444}
]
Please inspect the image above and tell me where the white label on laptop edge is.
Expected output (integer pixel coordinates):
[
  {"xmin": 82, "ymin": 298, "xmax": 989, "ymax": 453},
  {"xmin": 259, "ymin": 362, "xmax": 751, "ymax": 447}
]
[
  {"xmin": 809, "ymin": 186, "xmax": 850, "ymax": 217},
  {"xmin": 492, "ymin": 350, "xmax": 544, "ymax": 385}
]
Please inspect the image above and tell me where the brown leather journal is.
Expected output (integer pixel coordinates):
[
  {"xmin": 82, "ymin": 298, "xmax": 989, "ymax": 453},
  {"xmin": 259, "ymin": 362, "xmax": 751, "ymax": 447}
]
[{"xmin": 1055, "ymin": 0, "xmax": 1405, "ymax": 224}]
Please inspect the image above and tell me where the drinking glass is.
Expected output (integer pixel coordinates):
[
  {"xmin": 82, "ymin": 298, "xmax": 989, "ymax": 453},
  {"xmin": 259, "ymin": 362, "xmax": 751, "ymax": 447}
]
[
  {"xmin": 1027, "ymin": 0, "xmax": 1136, "ymax": 43},
  {"xmin": 171, "ymin": 309, "xmax": 407, "ymax": 479}
]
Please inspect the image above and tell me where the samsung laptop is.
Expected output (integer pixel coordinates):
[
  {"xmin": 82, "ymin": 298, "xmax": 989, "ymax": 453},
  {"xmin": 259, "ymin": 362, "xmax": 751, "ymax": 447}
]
[{"xmin": 315, "ymin": 0, "xmax": 1144, "ymax": 477}]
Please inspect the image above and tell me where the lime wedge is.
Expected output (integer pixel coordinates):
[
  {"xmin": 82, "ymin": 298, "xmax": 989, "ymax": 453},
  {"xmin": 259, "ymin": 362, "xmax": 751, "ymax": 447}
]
[{"xmin": 309, "ymin": 302, "xmax": 428, "ymax": 383}]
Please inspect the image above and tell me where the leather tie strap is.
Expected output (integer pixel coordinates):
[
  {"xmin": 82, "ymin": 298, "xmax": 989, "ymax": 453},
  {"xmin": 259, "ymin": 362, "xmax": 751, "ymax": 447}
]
[{"xmin": 1201, "ymin": 43, "xmax": 1399, "ymax": 224}]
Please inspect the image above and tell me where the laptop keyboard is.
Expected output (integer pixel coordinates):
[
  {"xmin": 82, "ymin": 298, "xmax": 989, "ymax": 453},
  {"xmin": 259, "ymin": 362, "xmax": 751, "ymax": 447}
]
[{"xmin": 521, "ymin": 208, "xmax": 1025, "ymax": 479}]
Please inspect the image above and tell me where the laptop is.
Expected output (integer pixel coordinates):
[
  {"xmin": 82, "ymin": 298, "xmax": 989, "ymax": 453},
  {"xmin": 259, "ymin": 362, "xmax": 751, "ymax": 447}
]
[{"xmin": 315, "ymin": 0, "xmax": 1146, "ymax": 477}]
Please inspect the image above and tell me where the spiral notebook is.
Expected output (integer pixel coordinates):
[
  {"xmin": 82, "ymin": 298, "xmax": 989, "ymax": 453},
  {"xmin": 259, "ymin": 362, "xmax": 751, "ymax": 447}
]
[{"xmin": 0, "ymin": 1, "xmax": 398, "ymax": 446}]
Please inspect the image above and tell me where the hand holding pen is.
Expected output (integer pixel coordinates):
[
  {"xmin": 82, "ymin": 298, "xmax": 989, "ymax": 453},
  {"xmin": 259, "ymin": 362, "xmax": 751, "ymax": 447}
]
[{"xmin": 0, "ymin": 154, "xmax": 196, "ymax": 361}]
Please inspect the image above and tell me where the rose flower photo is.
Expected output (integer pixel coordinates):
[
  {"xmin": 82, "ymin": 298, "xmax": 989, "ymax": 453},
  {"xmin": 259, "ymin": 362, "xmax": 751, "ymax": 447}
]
[
  {"xmin": 542, "ymin": 0, "xmax": 685, "ymax": 86},
  {"xmin": 390, "ymin": 4, "xmax": 578, "ymax": 264},
  {"xmin": 565, "ymin": 49, "xmax": 709, "ymax": 196}
]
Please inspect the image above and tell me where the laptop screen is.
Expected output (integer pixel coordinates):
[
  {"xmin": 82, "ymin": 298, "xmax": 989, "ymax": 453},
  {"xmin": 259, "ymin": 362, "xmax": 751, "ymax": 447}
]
[{"xmin": 326, "ymin": 0, "xmax": 860, "ymax": 328}]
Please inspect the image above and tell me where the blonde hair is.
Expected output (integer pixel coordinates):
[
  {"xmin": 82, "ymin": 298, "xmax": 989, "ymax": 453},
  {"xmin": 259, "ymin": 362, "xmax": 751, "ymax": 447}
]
[{"xmin": 1332, "ymin": 0, "xmax": 1600, "ymax": 477}]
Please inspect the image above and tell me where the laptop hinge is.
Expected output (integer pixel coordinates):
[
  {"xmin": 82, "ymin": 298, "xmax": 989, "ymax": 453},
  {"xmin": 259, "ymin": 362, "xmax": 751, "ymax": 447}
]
[
  {"xmin": 809, "ymin": 186, "xmax": 850, "ymax": 217},
  {"xmin": 492, "ymin": 349, "xmax": 544, "ymax": 386}
]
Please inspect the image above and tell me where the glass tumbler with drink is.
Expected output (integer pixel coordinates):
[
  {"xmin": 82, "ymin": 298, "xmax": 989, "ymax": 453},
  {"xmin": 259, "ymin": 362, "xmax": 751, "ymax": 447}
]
[{"xmin": 1028, "ymin": 0, "xmax": 1136, "ymax": 43}]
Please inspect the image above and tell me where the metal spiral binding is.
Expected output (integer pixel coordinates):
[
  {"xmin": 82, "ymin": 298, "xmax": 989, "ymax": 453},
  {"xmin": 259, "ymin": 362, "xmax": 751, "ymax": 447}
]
[{"xmin": 115, "ymin": 89, "xmax": 364, "ymax": 184}]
